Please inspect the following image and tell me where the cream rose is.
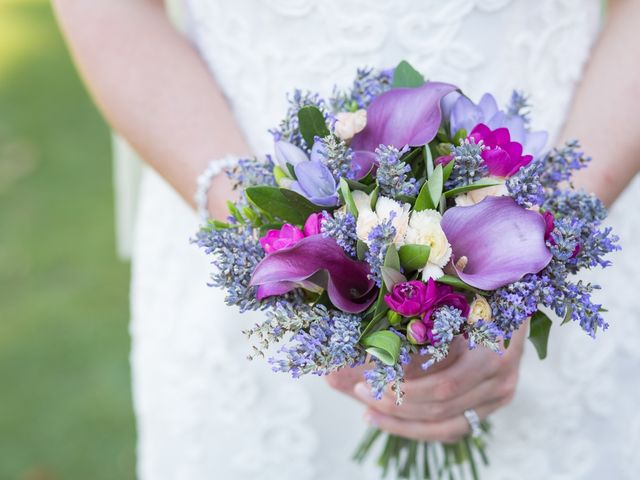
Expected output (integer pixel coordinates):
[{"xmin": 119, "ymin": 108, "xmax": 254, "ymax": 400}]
[
  {"xmin": 353, "ymin": 192, "xmax": 410, "ymax": 246},
  {"xmin": 468, "ymin": 295, "xmax": 492, "ymax": 324},
  {"xmin": 404, "ymin": 210, "xmax": 452, "ymax": 280},
  {"xmin": 455, "ymin": 181, "xmax": 509, "ymax": 207},
  {"xmin": 334, "ymin": 110, "xmax": 367, "ymax": 141}
]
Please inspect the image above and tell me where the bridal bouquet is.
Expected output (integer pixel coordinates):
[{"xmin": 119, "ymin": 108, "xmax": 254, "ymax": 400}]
[{"xmin": 195, "ymin": 61, "xmax": 619, "ymax": 479}]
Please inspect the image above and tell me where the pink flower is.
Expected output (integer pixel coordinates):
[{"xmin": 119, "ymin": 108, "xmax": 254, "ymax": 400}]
[
  {"xmin": 259, "ymin": 224, "xmax": 304, "ymax": 254},
  {"xmin": 303, "ymin": 212, "xmax": 324, "ymax": 237},
  {"xmin": 384, "ymin": 280, "xmax": 437, "ymax": 317},
  {"xmin": 407, "ymin": 319, "xmax": 431, "ymax": 345},
  {"xmin": 469, "ymin": 123, "xmax": 533, "ymax": 177},
  {"xmin": 423, "ymin": 281, "xmax": 470, "ymax": 322}
]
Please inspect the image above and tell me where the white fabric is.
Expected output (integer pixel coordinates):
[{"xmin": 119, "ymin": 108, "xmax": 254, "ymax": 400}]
[{"xmin": 130, "ymin": 1, "xmax": 640, "ymax": 478}]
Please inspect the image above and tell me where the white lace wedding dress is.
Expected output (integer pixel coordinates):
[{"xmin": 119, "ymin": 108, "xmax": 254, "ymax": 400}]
[{"xmin": 129, "ymin": 0, "xmax": 640, "ymax": 478}]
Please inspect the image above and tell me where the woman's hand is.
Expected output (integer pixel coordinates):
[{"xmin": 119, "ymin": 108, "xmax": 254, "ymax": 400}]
[{"xmin": 327, "ymin": 325, "xmax": 527, "ymax": 443}]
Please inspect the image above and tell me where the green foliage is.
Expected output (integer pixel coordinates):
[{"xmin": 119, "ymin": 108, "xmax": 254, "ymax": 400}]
[
  {"xmin": 297, "ymin": 105, "xmax": 329, "ymax": 147},
  {"xmin": 361, "ymin": 331, "xmax": 401, "ymax": 366},
  {"xmin": 391, "ymin": 60, "xmax": 425, "ymax": 89},
  {"xmin": 443, "ymin": 178, "xmax": 502, "ymax": 198},
  {"xmin": 414, "ymin": 163, "xmax": 444, "ymax": 211},
  {"xmin": 398, "ymin": 244, "xmax": 431, "ymax": 271},
  {"xmin": 529, "ymin": 310, "xmax": 553, "ymax": 360},
  {"xmin": 245, "ymin": 186, "xmax": 324, "ymax": 224},
  {"xmin": 339, "ymin": 177, "xmax": 358, "ymax": 218}
]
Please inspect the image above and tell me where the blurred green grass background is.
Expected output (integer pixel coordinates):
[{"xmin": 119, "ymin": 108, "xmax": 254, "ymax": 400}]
[{"xmin": 0, "ymin": 0, "xmax": 136, "ymax": 478}]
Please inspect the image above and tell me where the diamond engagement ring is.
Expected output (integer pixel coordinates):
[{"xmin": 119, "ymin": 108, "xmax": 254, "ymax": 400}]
[{"xmin": 463, "ymin": 409, "xmax": 483, "ymax": 439}]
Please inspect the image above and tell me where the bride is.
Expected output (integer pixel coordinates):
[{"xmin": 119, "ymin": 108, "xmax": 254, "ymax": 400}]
[{"xmin": 53, "ymin": 0, "xmax": 640, "ymax": 478}]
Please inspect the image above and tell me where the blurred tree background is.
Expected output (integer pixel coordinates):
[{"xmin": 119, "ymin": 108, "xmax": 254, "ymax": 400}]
[{"xmin": 0, "ymin": 0, "xmax": 136, "ymax": 478}]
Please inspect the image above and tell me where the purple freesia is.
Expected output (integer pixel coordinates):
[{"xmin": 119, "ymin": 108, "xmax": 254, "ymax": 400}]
[
  {"xmin": 273, "ymin": 140, "xmax": 339, "ymax": 206},
  {"xmin": 274, "ymin": 140, "xmax": 308, "ymax": 169},
  {"xmin": 250, "ymin": 236, "xmax": 376, "ymax": 313},
  {"xmin": 470, "ymin": 123, "xmax": 532, "ymax": 177},
  {"xmin": 291, "ymin": 160, "xmax": 338, "ymax": 206},
  {"xmin": 441, "ymin": 196, "xmax": 552, "ymax": 290},
  {"xmin": 351, "ymin": 82, "xmax": 457, "ymax": 152},
  {"xmin": 448, "ymin": 92, "xmax": 547, "ymax": 158}
]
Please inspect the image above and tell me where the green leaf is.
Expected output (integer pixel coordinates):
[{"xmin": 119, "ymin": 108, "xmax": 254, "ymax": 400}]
[
  {"xmin": 226, "ymin": 201, "xmax": 245, "ymax": 223},
  {"xmin": 425, "ymin": 145, "xmax": 434, "ymax": 178},
  {"xmin": 381, "ymin": 266, "xmax": 406, "ymax": 291},
  {"xmin": 443, "ymin": 158, "xmax": 455, "ymax": 182},
  {"xmin": 428, "ymin": 164, "xmax": 444, "ymax": 208},
  {"xmin": 246, "ymin": 186, "xmax": 323, "ymax": 224},
  {"xmin": 339, "ymin": 178, "xmax": 358, "ymax": 219},
  {"xmin": 209, "ymin": 219, "xmax": 231, "ymax": 230},
  {"xmin": 398, "ymin": 244, "xmax": 431, "ymax": 271},
  {"xmin": 391, "ymin": 60, "xmax": 425, "ymax": 88},
  {"xmin": 345, "ymin": 178, "xmax": 376, "ymax": 193},
  {"xmin": 414, "ymin": 180, "xmax": 435, "ymax": 211},
  {"xmin": 356, "ymin": 240, "xmax": 368, "ymax": 261},
  {"xmin": 273, "ymin": 165, "xmax": 289, "ymax": 186},
  {"xmin": 436, "ymin": 275, "xmax": 489, "ymax": 295},
  {"xmin": 443, "ymin": 178, "xmax": 503, "ymax": 198},
  {"xmin": 369, "ymin": 185, "xmax": 379, "ymax": 210},
  {"xmin": 362, "ymin": 331, "xmax": 401, "ymax": 366},
  {"xmin": 452, "ymin": 127, "xmax": 467, "ymax": 146},
  {"xmin": 242, "ymin": 206, "xmax": 260, "ymax": 225},
  {"xmin": 528, "ymin": 310, "xmax": 552, "ymax": 360},
  {"xmin": 384, "ymin": 245, "xmax": 401, "ymax": 271},
  {"xmin": 561, "ymin": 306, "xmax": 573, "ymax": 325},
  {"xmin": 297, "ymin": 105, "xmax": 330, "ymax": 147}
]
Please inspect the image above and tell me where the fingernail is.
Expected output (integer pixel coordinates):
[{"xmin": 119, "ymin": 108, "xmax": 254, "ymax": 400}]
[{"xmin": 354, "ymin": 382, "xmax": 369, "ymax": 399}]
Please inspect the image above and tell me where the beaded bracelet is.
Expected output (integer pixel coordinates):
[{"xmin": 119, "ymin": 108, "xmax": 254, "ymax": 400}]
[{"xmin": 194, "ymin": 155, "xmax": 238, "ymax": 222}]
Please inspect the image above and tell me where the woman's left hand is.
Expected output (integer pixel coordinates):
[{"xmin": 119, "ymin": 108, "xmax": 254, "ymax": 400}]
[{"xmin": 327, "ymin": 324, "xmax": 527, "ymax": 444}]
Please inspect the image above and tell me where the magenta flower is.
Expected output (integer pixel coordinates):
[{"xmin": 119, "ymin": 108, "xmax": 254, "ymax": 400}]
[
  {"xmin": 250, "ymin": 236, "xmax": 376, "ymax": 313},
  {"xmin": 351, "ymin": 82, "xmax": 457, "ymax": 152},
  {"xmin": 441, "ymin": 196, "xmax": 553, "ymax": 290},
  {"xmin": 423, "ymin": 282, "xmax": 470, "ymax": 321},
  {"xmin": 384, "ymin": 280, "xmax": 435, "ymax": 317},
  {"xmin": 469, "ymin": 123, "xmax": 533, "ymax": 177},
  {"xmin": 303, "ymin": 212, "xmax": 324, "ymax": 237},
  {"xmin": 259, "ymin": 224, "xmax": 304, "ymax": 254}
]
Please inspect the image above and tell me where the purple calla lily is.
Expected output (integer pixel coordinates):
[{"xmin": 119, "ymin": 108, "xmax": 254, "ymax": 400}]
[
  {"xmin": 250, "ymin": 236, "xmax": 377, "ymax": 313},
  {"xmin": 349, "ymin": 151, "xmax": 377, "ymax": 180},
  {"xmin": 274, "ymin": 140, "xmax": 308, "ymax": 169},
  {"xmin": 351, "ymin": 82, "xmax": 458, "ymax": 152},
  {"xmin": 441, "ymin": 196, "xmax": 552, "ymax": 290}
]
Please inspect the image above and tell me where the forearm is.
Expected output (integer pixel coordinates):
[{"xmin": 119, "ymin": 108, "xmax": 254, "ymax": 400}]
[
  {"xmin": 52, "ymin": 0, "xmax": 248, "ymax": 218},
  {"xmin": 560, "ymin": 0, "xmax": 640, "ymax": 206}
]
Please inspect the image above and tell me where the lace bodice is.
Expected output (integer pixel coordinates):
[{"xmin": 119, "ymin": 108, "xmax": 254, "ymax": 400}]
[{"xmin": 129, "ymin": 1, "xmax": 640, "ymax": 478}]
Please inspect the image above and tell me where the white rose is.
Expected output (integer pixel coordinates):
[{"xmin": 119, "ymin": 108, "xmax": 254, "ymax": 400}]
[
  {"xmin": 334, "ymin": 110, "xmax": 367, "ymax": 141},
  {"xmin": 455, "ymin": 181, "xmax": 509, "ymax": 206},
  {"xmin": 404, "ymin": 210, "xmax": 452, "ymax": 280},
  {"xmin": 468, "ymin": 295, "xmax": 492, "ymax": 324}
]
